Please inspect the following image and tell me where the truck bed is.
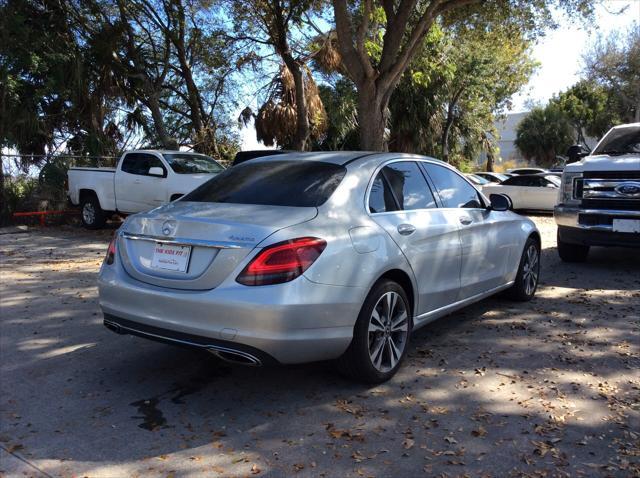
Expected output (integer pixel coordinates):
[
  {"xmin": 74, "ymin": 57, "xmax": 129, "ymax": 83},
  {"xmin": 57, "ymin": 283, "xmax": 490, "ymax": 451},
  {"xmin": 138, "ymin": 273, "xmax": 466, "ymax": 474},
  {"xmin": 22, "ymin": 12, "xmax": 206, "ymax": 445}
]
[{"xmin": 67, "ymin": 167, "xmax": 117, "ymax": 211}]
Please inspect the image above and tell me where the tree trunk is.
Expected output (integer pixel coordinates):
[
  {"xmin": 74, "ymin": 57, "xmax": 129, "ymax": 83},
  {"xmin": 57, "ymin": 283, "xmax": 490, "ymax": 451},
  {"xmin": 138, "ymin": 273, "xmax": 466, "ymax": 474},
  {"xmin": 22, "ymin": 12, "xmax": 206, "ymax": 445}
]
[
  {"xmin": 176, "ymin": 44, "xmax": 204, "ymax": 141},
  {"xmin": 441, "ymin": 89, "xmax": 464, "ymax": 163},
  {"xmin": 441, "ymin": 113, "xmax": 454, "ymax": 163},
  {"xmin": 357, "ymin": 82, "xmax": 387, "ymax": 151},
  {"xmin": 147, "ymin": 93, "xmax": 176, "ymax": 150},
  {"xmin": 485, "ymin": 151, "xmax": 494, "ymax": 172},
  {"xmin": 0, "ymin": 152, "xmax": 6, "ymax": 223},
  {"xmin": 0, "ymin": 84, "xmax": 6, "ymax": 223},
  {"xmin": 283, "ymin": 56, "xmax": 310, "ymax": 151}
]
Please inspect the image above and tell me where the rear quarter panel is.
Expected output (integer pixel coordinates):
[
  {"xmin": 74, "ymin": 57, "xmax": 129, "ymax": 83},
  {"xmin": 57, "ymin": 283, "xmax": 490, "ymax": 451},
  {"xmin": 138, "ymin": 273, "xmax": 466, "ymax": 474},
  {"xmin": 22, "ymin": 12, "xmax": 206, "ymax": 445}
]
[{"xmin": 254, "ymin": 156, "xmax": 418, "ymax": 310}]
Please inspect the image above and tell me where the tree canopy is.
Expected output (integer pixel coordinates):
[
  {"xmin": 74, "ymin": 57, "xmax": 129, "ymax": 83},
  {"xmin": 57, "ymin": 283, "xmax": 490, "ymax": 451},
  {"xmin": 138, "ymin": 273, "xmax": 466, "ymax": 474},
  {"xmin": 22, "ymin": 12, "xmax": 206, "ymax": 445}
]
[
  {"xmin": 1, "ymin": 0, "xmax": 241, "ymax": 160},
  {"xmin": 0, "ymin": 0, "xmax": 621, "ymax": 166},
  {"xmin": 515, "ymin": 104, "xmax": 573, "ymax": 167}
]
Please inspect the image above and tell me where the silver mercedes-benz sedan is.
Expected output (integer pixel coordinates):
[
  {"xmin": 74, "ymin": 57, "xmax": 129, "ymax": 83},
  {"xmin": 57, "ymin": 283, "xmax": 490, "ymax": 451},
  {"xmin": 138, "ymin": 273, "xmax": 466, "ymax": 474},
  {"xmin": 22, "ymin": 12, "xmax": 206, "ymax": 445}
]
[{"xmin": 99, "ymin": 152, "xmax": 540, "ymax": 383}]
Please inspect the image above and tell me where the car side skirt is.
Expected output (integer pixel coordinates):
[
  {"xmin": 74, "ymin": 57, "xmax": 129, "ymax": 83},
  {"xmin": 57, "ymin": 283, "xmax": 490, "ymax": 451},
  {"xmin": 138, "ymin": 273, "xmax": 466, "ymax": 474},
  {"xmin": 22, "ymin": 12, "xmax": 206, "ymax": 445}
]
[{"xmin": 413, "ymin": 281, "xmax": 515, "ymax": 329}]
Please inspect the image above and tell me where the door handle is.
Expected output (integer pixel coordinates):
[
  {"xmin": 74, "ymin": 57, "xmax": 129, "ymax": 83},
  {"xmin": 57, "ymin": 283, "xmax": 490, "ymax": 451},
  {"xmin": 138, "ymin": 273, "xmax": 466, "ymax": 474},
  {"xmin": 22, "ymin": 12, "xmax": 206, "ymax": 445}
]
[
  {"xmin": 459, "ymin": 216, "xmax": 472, "ymax": 225},
  {"xmin": 133, "ymin": 179, "xmax": 141, "ymax": 184},
  {"xmin": 397, "ymin": 223, "xmax": 416, "ymax": 235}
]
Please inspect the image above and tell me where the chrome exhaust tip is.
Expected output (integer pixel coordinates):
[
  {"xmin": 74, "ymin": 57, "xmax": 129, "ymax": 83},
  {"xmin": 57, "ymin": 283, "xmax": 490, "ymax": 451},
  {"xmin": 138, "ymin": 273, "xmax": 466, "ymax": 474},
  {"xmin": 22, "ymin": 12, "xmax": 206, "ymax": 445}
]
[
  {"xmin": 104, "ymin": 320, "xmax": 124, "ymax": 334},
  {"xmin": 208, "ymin": 347, "xmax": 261, "ymax": 366}
]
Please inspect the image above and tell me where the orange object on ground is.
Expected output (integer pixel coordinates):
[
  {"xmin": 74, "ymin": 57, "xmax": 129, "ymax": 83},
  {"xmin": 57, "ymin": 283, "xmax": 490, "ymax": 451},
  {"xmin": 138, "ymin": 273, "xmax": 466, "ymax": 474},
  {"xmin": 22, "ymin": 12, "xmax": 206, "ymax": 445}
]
[{"xmin": 13, "ymin": 210, "xmax": 79, "ymax": 226}]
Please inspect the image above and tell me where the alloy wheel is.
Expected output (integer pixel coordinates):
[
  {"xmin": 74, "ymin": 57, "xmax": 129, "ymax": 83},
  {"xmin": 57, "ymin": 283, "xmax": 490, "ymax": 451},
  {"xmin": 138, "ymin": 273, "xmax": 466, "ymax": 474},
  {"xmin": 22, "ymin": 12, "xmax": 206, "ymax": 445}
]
[
  {"xmin": 368, "ymin": 291, "xmax": 409, "ymax": 372},
  {"xmin": 522, "ymin": 244, "xmax": 539, "ymax": 296},
  {"xmin": 82, "ymin": 202, "xmax": 95, "ymax": 224}
]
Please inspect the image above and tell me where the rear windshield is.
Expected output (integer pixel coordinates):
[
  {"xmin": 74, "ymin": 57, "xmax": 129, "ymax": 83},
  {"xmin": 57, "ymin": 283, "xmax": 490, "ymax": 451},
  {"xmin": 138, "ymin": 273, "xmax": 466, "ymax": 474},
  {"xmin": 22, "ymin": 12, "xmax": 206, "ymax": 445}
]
[{"xmin": 181, "ymin": 160, "xmax": 347, "ymax": 207}]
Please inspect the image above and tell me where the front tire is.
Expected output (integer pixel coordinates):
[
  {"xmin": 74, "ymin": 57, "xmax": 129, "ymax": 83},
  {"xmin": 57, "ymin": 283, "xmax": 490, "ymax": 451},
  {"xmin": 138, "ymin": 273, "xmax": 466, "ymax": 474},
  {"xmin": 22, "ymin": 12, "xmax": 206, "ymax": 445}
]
[
  {"xmin": 557, "ymin": 231, "xmax": 589, "ymax": 262},
  {"xmin": 80, "ymin": 195, "xmax": 106, "ymax": 229},
  {"xmin": 505, "ymin": 236, "xmax": 540, "ymax": 301},
  {"xmin": 336, "ymin": 280, "xmax": 412, "ymax": 383}
]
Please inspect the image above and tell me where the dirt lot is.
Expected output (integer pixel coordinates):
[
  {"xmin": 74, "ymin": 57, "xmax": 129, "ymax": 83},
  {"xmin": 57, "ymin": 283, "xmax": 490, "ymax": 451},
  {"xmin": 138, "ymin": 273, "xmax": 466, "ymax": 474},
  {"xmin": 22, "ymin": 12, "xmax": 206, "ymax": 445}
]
[{"xmin": 0, "ymin": 216, "xmax": 638, "ymax": 477}]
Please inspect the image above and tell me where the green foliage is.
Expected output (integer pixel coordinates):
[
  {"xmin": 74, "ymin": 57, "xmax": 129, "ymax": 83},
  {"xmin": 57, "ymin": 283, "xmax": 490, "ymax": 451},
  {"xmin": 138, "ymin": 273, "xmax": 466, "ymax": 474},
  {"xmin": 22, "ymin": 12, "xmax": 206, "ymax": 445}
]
[
  {"xmin": 551, "ymin": 80, "xmax": 619, "ymax": 146},
  {"xmin": 313, "ymin": 79, "xmax": 359, "ymax": 150},
  {"xmin": 39, "ymin": 162, "xmax": 69, "ymax": 192},
  {"xmin": 583, "ymin": 24, "xmax": 639, "ymax": 123},
  {"xmin": 0, "ymin": 0, "xmax": 80, "ymax": 157},
  {"xmin": 515, "ymin": 105, "xmax": 574, "ymax": 166},
  {"xmin": 1, "ymin": 0, "xmax": 241, "ymax": 163},
  {"xmin": 0, "ymin": 175, "xmax": 38, "ymax": 222},
  {"xmin": 388, "ymin": 22, "xmax": 537, "ymax": 164},
  {"xmin": 331, "ymin": 0, "xmax": 597, "ymax": 149}
]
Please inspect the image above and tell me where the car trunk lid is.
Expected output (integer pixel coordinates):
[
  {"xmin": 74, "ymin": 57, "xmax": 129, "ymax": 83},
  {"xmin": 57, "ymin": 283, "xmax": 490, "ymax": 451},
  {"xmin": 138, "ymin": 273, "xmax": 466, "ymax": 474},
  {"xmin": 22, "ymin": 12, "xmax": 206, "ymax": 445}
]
[{"xmin": 118, "ymin": 202, "xmax": 317, "ymax": 290}]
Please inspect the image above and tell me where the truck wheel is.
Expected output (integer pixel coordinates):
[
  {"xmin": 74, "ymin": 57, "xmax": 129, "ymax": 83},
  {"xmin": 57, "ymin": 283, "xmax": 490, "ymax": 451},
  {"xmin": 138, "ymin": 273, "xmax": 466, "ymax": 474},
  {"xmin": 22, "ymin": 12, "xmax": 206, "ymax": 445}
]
[
  {"xmin": 557, "ymin": 231, "xmax": 589, "ymax": 262},
  {"xmin": 80, "ymin": 195, "xmax": 106, "ymax": 229}
]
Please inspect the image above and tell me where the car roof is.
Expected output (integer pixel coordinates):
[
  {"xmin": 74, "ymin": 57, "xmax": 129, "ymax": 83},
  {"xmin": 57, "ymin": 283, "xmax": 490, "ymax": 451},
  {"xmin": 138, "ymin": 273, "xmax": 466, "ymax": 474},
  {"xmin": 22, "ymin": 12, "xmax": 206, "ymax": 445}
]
[
  {"xmin": 508, "ymin": 172, "xmax": 556, "ymax": 178},
  {"xmin": 248, "ymin": 151, "xmax": 376, "ymax": 165},
  {"xmin": 247, "ymin": 151, "xmax": 449, "ymax": 167},
  {"xmin": 127, "ymin": 149, "xmax": 206, "ymax": 155}
]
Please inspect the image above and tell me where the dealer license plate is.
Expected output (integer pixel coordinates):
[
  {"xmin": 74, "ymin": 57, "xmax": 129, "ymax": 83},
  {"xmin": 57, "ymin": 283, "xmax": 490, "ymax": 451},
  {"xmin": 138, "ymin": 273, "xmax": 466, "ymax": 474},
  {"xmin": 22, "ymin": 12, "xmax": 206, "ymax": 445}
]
[
  {"xmin": 151, "ymin": 243, "xmax": 192, "ymax": 272},
  {"xmin": 612, "ymin": 219, "xmax": 640, "ymax": 233}
]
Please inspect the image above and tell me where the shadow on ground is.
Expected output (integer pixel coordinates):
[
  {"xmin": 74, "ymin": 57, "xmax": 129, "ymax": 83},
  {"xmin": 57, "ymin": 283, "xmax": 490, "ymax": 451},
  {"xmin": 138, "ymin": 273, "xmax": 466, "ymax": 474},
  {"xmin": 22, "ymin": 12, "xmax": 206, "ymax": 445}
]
[{"xmin": 1, "ymin": 224, "xmax": 638, "ymax": 477}]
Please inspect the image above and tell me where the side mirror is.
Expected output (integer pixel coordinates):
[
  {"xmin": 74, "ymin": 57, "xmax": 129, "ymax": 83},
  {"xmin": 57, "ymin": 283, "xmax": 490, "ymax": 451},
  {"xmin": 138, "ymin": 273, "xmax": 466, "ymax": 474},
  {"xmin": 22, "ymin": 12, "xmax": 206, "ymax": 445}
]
[
  {"xmin": 489, "ymin": 193, "xmax": 512, "ymax": 212},
  {"xmin": 148, "ymin": 166, "xmax": 165, "ymax": 177},
  {"xmin": 566, "ymin": 144, "xmax": 588, "ymax": 164}
]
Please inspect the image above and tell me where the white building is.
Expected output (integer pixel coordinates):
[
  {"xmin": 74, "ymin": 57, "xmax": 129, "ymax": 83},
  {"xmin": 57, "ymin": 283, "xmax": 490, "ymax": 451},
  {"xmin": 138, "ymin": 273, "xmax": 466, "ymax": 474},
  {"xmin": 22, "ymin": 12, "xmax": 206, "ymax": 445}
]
[
  {"xmin": 494, "ymin": 112, "xmax": 529, "ymax": 162},
  {"xmin": 476, "ymin": 111, "xmax": 599, "ymax": 169}
]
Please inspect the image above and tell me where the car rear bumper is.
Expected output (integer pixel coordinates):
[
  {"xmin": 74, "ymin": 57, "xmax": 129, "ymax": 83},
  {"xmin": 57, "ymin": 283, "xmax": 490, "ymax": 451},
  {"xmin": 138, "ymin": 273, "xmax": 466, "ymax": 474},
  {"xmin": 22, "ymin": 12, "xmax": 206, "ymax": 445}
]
[
  {"xmin": 98, "ymin": 262, "xmax": 364, "ymax": 364},
  {"xmin": 103, "ymin": 314, "xmax": 278, "ymax": 366}
]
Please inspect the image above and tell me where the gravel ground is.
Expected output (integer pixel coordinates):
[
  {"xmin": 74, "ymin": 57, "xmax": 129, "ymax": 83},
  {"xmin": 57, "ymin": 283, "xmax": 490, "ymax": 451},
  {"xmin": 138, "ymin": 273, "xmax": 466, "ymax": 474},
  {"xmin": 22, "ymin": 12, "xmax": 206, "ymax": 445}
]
[{"xmin": 0, "ymin": 216, "xmax": 638, "ymax": 477}]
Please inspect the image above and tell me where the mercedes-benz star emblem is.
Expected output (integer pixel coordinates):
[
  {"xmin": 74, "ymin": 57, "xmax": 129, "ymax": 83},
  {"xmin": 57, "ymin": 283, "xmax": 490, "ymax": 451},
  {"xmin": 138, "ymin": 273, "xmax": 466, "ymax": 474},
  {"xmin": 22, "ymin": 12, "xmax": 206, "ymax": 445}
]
[{"xmin": 162, "ymin": 220, "xmax": 175, "ymax": 236}]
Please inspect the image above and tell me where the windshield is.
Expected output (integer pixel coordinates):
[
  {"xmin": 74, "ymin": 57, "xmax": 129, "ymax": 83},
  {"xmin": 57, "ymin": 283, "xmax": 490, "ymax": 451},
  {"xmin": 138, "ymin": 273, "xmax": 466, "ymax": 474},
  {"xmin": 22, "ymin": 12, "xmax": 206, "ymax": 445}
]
[
  {"xmin": 163, "ymin": 153, "xmax": 225, "ymax": 174},
  {"xmin": 468, "ymin": 174, "xmax": 489, "ymax": 185},
  {"xmin": 546, "ymin": 175, "xmax": 561, "ymax": 186},
  {"xmin": 182, "ymin": 160, "xmax": 347, "ymax": 207},
  {"xmin": 592, "ymin": 127, "xmax": 640, "ymax": 156}
]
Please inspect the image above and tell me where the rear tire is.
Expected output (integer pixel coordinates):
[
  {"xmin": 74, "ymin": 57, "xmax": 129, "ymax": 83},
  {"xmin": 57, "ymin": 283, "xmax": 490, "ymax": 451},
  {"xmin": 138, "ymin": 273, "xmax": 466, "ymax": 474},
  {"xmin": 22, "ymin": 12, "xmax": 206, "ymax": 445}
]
[
  {"xmin": 80, "ymin": 194, "xmax": 106, "ymax": 229},
  {"xmin": 557, "ymin": 231, "xmax": 589, "ymax": 262},
  {"xmin": 336, "ymin": 280, "xmax": 412, "ymax": 384},
  {"xmin": 505, "ymin": 236, "xmax": 540, "ymax": 301}
]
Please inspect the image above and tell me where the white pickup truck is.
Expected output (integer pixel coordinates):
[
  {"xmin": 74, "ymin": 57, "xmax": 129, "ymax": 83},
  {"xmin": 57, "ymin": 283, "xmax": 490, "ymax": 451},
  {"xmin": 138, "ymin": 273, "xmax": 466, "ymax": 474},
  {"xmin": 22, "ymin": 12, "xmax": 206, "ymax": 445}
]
[
  {"xmin": 68, "ymin": 150, "xmax": 224, "ymax": 228},
  {"xmin": 555, "ymin": 123, "xmax": 640, "ymax": 261}
]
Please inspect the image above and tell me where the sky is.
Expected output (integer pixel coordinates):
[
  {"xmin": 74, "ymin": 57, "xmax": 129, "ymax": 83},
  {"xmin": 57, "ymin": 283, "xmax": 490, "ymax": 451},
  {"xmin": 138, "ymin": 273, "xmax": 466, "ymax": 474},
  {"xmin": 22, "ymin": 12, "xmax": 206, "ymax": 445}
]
[
  {"xmin": 240, "ymin": 0, "xmax": 640, "ymax": 150},
  {"xmin": 511, "ymin": 0, "xmax": 639, "ymax": 111}
]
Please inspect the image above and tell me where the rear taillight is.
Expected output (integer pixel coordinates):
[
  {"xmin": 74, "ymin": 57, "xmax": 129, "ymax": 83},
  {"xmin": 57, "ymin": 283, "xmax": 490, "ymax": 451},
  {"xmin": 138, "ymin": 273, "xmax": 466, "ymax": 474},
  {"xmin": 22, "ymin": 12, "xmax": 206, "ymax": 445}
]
[
  {"xmin": 105, "ymin": 236, "xmax": 116, "ymax": 265},
  {"xmin": 236, "ymin": 237, "xmax": 326, "ymax": 286}
]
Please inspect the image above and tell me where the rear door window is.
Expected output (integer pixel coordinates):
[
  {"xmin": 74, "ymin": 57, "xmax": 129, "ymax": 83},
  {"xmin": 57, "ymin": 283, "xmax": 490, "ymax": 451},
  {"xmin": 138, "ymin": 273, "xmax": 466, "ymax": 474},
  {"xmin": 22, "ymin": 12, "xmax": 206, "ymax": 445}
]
[
  {"xmin": 528, "ymin": 177, "xmax": 545, "ymax": 187},
  {"xmin": 369, "ymin": 174, "xmax": 399, "ymax": 213},
  {"xmin": 182, "ymin": 160, "xmax": 346, "ymax": 207},
  {"xmin": 382, "ymin": 162, "xmax": 438, "ymax": 211},
  {"xmin": 502, "ymin": 176, "xmax": 530, "ymax": 186},
  {"xmin": 423, "ymin": 163, "xmax": 483, "ymax": 208},
  {"xmin": 121, "ymin": 153, "xmax": 166, "ymax": 176}
]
